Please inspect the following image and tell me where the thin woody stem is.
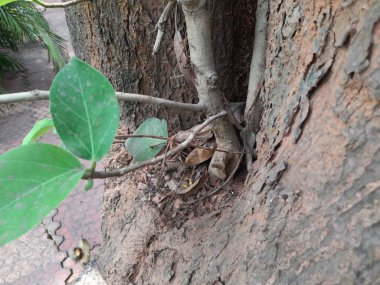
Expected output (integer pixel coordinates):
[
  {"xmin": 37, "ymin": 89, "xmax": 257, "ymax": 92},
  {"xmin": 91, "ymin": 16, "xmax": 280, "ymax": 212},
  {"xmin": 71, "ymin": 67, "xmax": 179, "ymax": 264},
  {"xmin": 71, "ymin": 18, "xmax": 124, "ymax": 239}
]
[
  {"xmin": 0, "ymin": 90, "xmax": 205, "ymax": 112},
  {"xmin": 115, "ymin": 134, "xmax": 170, "ymax": 140},
  {"xmin": 83, "ymin": 111, "xmax": 227, "ymax": 179},
  {"xmin": 113, "ymin": 135, "xmax": 244, "ymax": 154},
  {"xmin": 32, "ymin": 0, "xmax": 89, "ymax": 8}
]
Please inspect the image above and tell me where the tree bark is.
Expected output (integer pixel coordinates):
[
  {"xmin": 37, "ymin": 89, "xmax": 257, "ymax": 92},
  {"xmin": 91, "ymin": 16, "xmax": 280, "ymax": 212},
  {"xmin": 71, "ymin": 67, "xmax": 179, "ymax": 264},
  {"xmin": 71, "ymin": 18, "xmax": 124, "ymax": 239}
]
[
  {"xmin": 64, "ymin": 0, "xmax": 253, "ymax": 128},
  {"xmin": 66, "ymin": 0, "xmax": 380, "ymax": 284}
]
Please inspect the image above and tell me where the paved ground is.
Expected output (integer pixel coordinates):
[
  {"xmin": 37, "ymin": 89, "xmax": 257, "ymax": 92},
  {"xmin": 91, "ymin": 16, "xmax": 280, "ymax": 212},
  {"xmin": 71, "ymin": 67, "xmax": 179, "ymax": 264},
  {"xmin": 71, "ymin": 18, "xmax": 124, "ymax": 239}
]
[{"xmin": 0, "ymin": 4, "xmax": 105, "ymax": 285}]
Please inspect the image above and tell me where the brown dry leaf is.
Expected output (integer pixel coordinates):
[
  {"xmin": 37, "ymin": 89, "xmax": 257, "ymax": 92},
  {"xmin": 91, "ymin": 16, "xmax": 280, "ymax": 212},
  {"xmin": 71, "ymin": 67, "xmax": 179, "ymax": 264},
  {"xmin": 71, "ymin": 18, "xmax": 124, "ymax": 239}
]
[
  {"xmin": 176, "ymin": 172, "xmax": 208, "ymax": 195},
  {"xmin": 175, "ymin": 124, "xmax": 213, "ymax": 144},
  {"xmin": 174, "ymin": 31, "xmax": 196, "ymax": 90},
  {"xmin": 185, "ymin": 148, "xmax": 215, "ymax": 167}
]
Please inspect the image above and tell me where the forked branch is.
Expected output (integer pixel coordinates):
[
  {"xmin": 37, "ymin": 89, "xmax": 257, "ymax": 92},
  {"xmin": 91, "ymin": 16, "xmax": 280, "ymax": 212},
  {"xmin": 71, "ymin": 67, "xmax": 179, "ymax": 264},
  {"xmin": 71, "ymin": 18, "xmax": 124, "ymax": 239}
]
[
  {"xmin": 0, "ymin": 90, "xmax": 206, "ymax": 112},
  {"xmin": 84, "ymin": 111, "xmax": 227, "ymax": 179},
  {"xmin": 179, "ymin": 0, "xmax": 242, "ymax": 179}
]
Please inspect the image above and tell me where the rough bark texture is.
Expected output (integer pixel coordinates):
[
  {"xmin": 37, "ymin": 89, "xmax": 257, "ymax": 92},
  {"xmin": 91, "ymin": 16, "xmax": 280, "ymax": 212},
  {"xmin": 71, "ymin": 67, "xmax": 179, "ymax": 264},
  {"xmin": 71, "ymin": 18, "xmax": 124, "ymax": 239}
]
[
  {"xmin": 65, "ymin": 0, "xmax": 193, "ymax": 130},
  {"xmin": 66, "ymin": 0, "xmax": 380, "ymax": 284}
]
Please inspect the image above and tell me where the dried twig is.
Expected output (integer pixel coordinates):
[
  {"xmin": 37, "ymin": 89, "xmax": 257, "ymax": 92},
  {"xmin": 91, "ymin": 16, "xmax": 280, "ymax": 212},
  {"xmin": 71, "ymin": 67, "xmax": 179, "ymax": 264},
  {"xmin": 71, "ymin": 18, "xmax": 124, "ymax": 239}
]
[
  {"xmin": 187, "ymin": 145, "xmax": 244, "ymax": 155},
  {"xmin": 114, "ymin": 135, "xmax": 244, "ymax": 155},
  {"xmin": 0, "ymin": 90, "xmax": 205, "ymax": 112},
  {"xmin": 84, "ymin": 111, "xmax": 227, "ymax": 179},
  {"xmin": 152, "ymin": 0, "xmax": 176, "ymax": 55},
  {"xmin": 115, "ymin": 134, "xmax": 170, "ymax": 140},
  {"xmin": 156, "ymin": 137, "xmax": 174, "ymax": 187},
  {"xmin": 33, "ymin": 0, "xmax": 89, "ymax": 8}
]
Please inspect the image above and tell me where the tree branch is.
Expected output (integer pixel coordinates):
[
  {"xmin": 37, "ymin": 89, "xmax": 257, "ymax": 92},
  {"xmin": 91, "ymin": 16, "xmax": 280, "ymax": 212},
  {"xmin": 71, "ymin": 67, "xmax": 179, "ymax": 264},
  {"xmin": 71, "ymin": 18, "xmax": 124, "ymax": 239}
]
[
  {"xmin": 152, "ymin": 0, "xmax": 176, "ymax": 55},
  {"xmin": 242, "ymin": 0, "xmax": 268, "ymax": 169},
  {"xmin": 115, "ymin": 134, "xmax": 169, "ymax": 140},
  {"xmin": 84, "ymin": 111, "xmax": 227, "ymax": 179},
  {"xmin": 0, "ymin": 90, "xmax": 205, "ymax": 112},
  {"xmin": 33, "ymin": 0, "xmax": 89, "ymax": 8},
  {"xmin": 179, "ymin": 0, "xmax": 242, "ymax": 179},
  {"xmin": 244, "ymin": 0, "xmax": 268, "ymax": 117}
]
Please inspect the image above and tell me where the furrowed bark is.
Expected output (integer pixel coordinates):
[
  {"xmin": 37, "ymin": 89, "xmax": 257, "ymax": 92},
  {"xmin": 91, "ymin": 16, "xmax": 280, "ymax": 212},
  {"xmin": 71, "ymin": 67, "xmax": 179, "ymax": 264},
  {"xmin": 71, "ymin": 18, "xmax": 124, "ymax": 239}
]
[{"xmin": 179, "ymin": 0, "xmax": 242, "ymax": 179}]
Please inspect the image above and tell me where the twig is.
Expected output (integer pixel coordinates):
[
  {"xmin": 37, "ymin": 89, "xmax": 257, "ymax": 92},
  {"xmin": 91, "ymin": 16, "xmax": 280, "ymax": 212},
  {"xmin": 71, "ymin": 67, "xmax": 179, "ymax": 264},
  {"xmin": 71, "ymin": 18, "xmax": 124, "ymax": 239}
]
[
  {"xmin": 114, "ymin": 135, "xmax": 244, "ymax": 155},
  {"xmin": 32, "ymin": 0, "xmax": 89, "ymax": 8},
  {"xmin": 0, "ymin": 90, "xmax": 206, "ymax": 112},
  {"xmin": 156, "ymin": 137, "xmax": 174, "ymax": 187},
  {"xmin": 184, "ymin": 148, "xmax": 244, "ymax": 204},
  {"xmin": 152, "ymin": 0, "xmax": 176, "ymax": 55},
  {"xmin": 112, "ymin": 138, "xmax": 242, "ymax": 154},
  {"xmin": 84, "ymin": 111, "xmax": 227, "ymax": 179},
  {"xmin": 187, "ymin": 145, "xmax": 244, "ymax": 155},
  {"xmin": 115, "ymin": 134, "xmax": 170, "ymax": 140}
]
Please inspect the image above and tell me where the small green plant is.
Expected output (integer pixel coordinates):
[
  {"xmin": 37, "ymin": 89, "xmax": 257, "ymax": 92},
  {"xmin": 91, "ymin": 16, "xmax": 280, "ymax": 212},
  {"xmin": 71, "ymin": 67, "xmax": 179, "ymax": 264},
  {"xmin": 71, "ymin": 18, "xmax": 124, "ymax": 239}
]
[
  {"xmin": 0, "ymin": 0, "xmax": 247, "ymax": 248},
  {"xmin": 0, "ymin": 57, "xmax": 169, "ymax": 246}
]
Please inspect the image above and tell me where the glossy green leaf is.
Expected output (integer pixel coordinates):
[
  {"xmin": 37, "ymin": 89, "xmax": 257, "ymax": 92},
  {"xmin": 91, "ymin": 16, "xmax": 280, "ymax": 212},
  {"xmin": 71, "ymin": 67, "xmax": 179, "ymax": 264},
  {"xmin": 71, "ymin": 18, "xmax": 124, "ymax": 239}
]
[
  {"xmin": 0, "ymin": 143, "xmax": 85, "ymax": 246},
  {"xmin": 125, "ymin": 118, "xmax": 168, "ymax": 162},
  {"xmin": 50, "ymin": 57, "xmax": 119, "ymax": 161},
  {"xmin": 0, "ymin": 0, "xmax": 19, "ymax": 6},
  {"xmin": 22, "ymin": 118, "xmax": 55, "ymax": 145}
]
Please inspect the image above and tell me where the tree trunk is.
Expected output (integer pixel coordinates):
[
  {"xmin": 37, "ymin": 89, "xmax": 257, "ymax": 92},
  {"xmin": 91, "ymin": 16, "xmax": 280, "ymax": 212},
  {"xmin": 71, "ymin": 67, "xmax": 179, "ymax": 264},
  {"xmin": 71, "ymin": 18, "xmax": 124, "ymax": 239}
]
[
  {"xmin": 65, "ymin": 0, "xmax": 380, "ymax": 284},
  {"xmin": 64, "ymin": 0, "xmax": 253, "ymax": 128}
]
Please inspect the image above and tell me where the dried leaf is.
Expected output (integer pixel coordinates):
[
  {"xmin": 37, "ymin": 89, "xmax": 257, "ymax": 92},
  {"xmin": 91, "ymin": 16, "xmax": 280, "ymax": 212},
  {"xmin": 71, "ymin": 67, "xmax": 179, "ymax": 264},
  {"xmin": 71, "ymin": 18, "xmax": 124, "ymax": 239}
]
[
  {"xmin": 164, "ymin": 179, "xmax": 178, "ymax": 192},
  {"xmin": 185, "ymin": 148, "xmax": 214, "ymax": 167},
  {"xmin": 227, "ymin": 102, "xmax": 245, "ymax": 129},
  {"xmin": 175, "ymin": 124, "xmax": 213, "ymax": 144},
  {"xmin": 174, "ymin": 31, "xmax": 196, "ymax": 90}
]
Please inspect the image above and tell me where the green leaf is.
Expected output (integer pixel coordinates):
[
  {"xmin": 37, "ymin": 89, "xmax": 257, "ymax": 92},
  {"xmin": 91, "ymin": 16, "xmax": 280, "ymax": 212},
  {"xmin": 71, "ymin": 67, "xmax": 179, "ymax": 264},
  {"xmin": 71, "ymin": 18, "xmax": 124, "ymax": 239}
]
[
  {"xmin": 22, "ymin": 118, "xmax": 55, "ymax": 145},
  {"xmin": 0, "ymin": 0, "xmax": 19, "ymax": 7},
  {"xmin": 0, "ymin": 143, "xmax": 85, "ymax": 246},
  {"xmin": 50, "ymin": 57, "xmax": 119, "ymax": 161},
  {"xmin": 125, "ymin": 118, "xmax": 168, "ymax": 162},
  {"xmin": 84, "ymin": 179, "xmax": 94, "ymax": 191}
]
